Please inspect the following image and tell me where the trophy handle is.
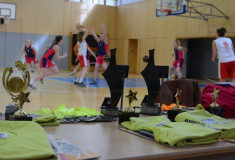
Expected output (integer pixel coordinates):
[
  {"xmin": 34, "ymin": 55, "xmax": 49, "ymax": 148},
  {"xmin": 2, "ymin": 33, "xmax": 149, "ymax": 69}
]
[
  {"xmin": 20, "ymin": 70, "xmax": 30, "ymax": 92},
  {"xmin": 2, "ymin": 67, "xmax": 14, "ymax": 97}
]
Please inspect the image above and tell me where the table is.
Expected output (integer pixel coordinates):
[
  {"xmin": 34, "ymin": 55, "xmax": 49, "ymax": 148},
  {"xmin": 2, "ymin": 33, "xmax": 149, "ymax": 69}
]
[{"xmin": 44, "ymin": 122, "xmax": 235, "ymax": 160}]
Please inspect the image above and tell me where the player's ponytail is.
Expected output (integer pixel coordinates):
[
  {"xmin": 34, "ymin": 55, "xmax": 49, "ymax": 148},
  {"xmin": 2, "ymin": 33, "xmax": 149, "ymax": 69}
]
[
  {"xmin": 77, "ymin": 32, "xmax": 84, "ymax": 43},
  {"xmin": 54, "ymin": 35, "xmax": 63, "ymax": 44},
  {"xmin": 217, "ymin": 27, "xmax": 227, "ymax": 37}
]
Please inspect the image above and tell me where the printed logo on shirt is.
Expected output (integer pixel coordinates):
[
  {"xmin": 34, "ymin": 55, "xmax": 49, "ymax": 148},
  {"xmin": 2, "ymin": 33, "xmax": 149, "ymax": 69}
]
[
  {"xmin": 184, "ymin": 119, "xmax": 206, "ymax": 127},
  {"xmin": 155, "ymin": 122, "xmax": 166, "ymax": 127},
  {"xmin": 200, "ymin": 118, "xmax": 235, "ymax": 125},
  {"xmin": 0, "ymin": 133, "xmax": 8, "ymax": 139}
]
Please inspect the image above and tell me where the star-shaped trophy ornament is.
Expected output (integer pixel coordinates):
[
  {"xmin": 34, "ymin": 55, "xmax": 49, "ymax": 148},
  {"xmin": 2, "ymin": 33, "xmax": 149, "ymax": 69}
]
[
  {"xmin": 17, "ymin": 91, "xmax": 30, "ymax": 109},
  {"xmin": 210, "ymin": 88, "xmax": 220, "ymax": 108},
  {"xmin": 2, "ymin": 61, "xmax": 32, "ymax": 121},
  {"xmin": 124, "ymin": 89, "xmax": 138, "ymax": 112}
]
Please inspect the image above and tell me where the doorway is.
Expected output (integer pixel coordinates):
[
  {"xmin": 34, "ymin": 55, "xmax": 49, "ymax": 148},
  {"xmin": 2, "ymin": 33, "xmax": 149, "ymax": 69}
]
[
  {"xmin": 186, "ymin": 38, "xmax": 218, "ymax": 79},
  {"xmin": 128, "ymin": 39, "xmax": 138, "ymax": 73}
]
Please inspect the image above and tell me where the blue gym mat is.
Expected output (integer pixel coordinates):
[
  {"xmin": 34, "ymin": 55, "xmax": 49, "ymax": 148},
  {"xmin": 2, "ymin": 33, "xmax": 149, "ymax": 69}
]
[{"xmin": 48, "ymin": 77, "xmax": 207, "ymax": 88}]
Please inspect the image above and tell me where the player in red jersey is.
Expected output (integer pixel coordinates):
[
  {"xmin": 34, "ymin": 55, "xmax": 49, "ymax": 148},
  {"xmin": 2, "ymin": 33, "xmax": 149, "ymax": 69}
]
[
  {"xmin": 168, "ymin": 40, "xmax": 186, "ymax": 80},
  {"xmin": 90, "ymin": 23, "xmax": 109, "ymax": 85},
  {"xmin": 29, "ymin": 35, "xmax": 67, "ymax": 89},
  {"xmin": 18, "ymin": 39, "xmax": 41, "ymax": 74}
]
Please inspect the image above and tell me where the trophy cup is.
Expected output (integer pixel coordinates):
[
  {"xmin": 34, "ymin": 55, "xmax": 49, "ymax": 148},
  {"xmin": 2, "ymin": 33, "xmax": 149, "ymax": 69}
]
[
  {"xmin": 205, "ymin": 88, "xmax": 224, "ymax": 117},
  {"xmin": 119, "ymin": 89, "xmax": 140, "ymax": 124},
  {"xmin": 101, "ymin": 48, "xmax": 129, "ymax": 117},
  {"xmin": 2, "ymin": 61, "xmax": 32, "ymax": 121},
  {"xmin": 167, "ymin": 89, "xmax": 185, "ymax": 121},
  {"xmin": 141, "ymin": 49, "xmax": 161, "ymax": 115}
]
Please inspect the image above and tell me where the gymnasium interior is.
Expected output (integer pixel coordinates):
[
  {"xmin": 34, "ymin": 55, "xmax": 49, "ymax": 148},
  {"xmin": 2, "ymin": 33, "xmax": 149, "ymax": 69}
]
[{"xmin": 0, "ymin": 0, "xmax": 235, "ymax": 159}]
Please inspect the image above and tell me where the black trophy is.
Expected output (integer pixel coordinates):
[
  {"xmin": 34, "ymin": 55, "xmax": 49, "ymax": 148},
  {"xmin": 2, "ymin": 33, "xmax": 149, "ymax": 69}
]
[
  {"xmin": 141, "ymin": 49, "xmax": 161, "ymax": 115},
  {"xmin": 101, "ymin": 48, "xmax": 129, "ymax": 117}
]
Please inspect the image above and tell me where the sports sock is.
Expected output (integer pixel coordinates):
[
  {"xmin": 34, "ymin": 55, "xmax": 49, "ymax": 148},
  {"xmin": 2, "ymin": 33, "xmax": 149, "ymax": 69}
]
[
  {"xmin": 79, "ymin": 78, "xmax": 84, "ymax": 83},
  {"xmin": 75, "ymin": 78, "xmax": 80, "ymax": 82}
]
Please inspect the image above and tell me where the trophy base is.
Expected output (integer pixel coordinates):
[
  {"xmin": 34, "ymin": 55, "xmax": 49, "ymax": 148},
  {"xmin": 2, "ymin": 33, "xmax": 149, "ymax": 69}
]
[
  {"xmin": 9, "ymin": 115, "xmax": 33, "ymax": 121},
  {"xmin": 118, "ymin": 111, "xmax": 139, "ymax": 125},
  {"xmin": 101, "ymin": 106, "xmax": 119, "ymax": 117},
  {"xmin": 167, "ymin": 109, "xmax": 185, "ymax": 122},
  {"xmin": 141, "ymin": 103, "xmax": 161, "ymax": 115},
  {"xmin": 5, "ymin": 104, "xmax": 19, "ymax": 120},
  {"xmin": 205, "ymin": 107, "xmax": 224, "ymax": 117}
]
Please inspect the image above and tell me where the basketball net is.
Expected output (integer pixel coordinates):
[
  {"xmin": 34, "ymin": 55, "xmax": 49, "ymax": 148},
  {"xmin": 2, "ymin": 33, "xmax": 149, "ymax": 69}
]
[
  {"xmin": 3, "ymin": 15, "xmax": 10, "ymax": 24},
  {"xmin": 156, "ymin": 9, "xmax": 171, "ymax": 19}
]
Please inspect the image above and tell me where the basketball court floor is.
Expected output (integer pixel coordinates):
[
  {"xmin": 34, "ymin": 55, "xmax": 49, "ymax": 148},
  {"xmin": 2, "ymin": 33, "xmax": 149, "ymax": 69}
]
[{"xmin": 0, "ymin": 69, "xmax": 209, "ymax": 113}]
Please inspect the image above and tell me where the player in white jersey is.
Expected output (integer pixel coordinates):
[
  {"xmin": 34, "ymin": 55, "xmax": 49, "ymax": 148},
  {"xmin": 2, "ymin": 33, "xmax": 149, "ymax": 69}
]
[
  {"xmin": 212, "ymin": 27, "xmax": 235, "ymax": 82},
  {"xmin": 74, "ymin": 28, "xmax": 89, "ymax": 87}
]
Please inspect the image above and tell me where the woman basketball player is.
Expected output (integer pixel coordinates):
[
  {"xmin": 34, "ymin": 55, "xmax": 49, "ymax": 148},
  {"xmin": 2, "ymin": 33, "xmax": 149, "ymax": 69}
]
[
  {"xmin": 212, "ymin": 27, "xmax": 235, "ymax": 82},
  {"xmin": 29, "ymin": 35, "xmax": 67, "ymax": 89},
  {"xmin": 18, "ymin": 39, "xmax": 41, "ymax": 75},
  {"xmin": 73, "ymin": 42, "xmax": 97, "ymax": 80},
  {"xmin": 73, "ymin": 28, "xmax": 89, "ymax": 87},
  {"xmin": 90, "ymin": 23, "xmax": 109, "ymax": 85},
  {"xmin": 168, "ymin": 40, "xmax": 186, "ymax": 80},
  {"xmin": 70, "ymin": 23, "xmax": 83, "ymax": 76}
]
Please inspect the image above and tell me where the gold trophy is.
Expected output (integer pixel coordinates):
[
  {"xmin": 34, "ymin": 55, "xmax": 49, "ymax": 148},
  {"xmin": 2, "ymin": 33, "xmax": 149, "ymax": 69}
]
[
  {"xmin": 2, "ymin": 61, "xmax": 32, "ymax": 121},
  {"xmin": 119, "ymin": 89, "xmax": 140, "ymax": 124},
  {"xmin": 124, "ymin": 89, "xmax": 138, "ymax": 112}
]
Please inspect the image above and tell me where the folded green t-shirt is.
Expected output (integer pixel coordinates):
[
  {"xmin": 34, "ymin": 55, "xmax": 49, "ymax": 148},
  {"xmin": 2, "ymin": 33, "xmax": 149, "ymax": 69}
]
[
  {"xmin": 34, "ymin": 116, "xmax": 59, "ymax": 126},
  {"xmin": 122, "ymin": 116, "xmax": 220, "ymax": 147},
  {"xmin": 175, "ymin": 110, "xmax": 235, "ymax": 138},
  {"xmin": 0, "ymin": 121, "xmax": 56, "ymax": 160}
]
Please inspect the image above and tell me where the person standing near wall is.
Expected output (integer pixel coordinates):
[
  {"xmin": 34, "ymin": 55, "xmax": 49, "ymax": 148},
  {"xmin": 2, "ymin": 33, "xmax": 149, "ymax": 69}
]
[{"xmin": 212, "ymin": 27, "xmax": 235, "ymax": 82}]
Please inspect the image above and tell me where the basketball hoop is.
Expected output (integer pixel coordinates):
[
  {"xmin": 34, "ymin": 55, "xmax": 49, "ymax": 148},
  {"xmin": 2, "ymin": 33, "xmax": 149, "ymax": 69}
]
[
  {"xmin": 156, "ymin": 9, "xmax": 172, "ymax": 18},
  {"xmin": 3, "ymin": 15, "xmax": 10, "ymax": 24},
  {"xmin": 156, "ymin": 0, "xmax": 186, "ymax": 18}
]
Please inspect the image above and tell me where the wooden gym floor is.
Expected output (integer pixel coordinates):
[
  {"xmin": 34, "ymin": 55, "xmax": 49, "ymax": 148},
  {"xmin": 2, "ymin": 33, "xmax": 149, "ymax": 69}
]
[{"xmin": 0, "ymin": 69, "xmax": 212, "ymax": 113}]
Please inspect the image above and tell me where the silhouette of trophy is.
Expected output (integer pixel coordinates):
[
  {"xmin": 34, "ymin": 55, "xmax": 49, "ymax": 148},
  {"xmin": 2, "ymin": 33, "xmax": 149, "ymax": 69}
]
[
  {"xmin": 2, "ymin": 61, "xmax": 32, "ymax": 121},
  {"xmin": 141, "ymin": 49, "xmax": 161, "ymax": 115},
  {"xmin": 101, "ymin": 48, "xmax": 129, "ymax": 117}
]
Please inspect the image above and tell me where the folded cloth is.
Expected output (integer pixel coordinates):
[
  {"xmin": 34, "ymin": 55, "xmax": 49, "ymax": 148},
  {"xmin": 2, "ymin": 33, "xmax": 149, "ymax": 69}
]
[
  {"xmin": 52, "ymin": 104, "xmax": 68, "ymax": 119},
  {"xmin": 121, "ymin": 116, "xmax": 220, "ymax": 147},
  {"xmin": 53, "ymin": 105, "xmax": 103, "ymax": 119},
  {"xmin": 0, "ymin": 121, "xmax": 56, "ymax": 160},
  {"xmin": 161, "ymin": 103, "xmax": 186, "ymax": 111},
  {"xmin": 30, "ymin": 107, "xmax": 53, "ymax": 117},
  {"xmin": 33, "ymin": 116, "xmax": 59, "ymax": 126},
  {"xmin": 175, "ymin": 110, "xmax": 235, "ymax": 138},
  {"xmin": 29, "ymin": 107, "xmax": 59, "ymax": 126},
  {"xmin": 200, "ymin": 84, "xmax": 235, "ymax": 118}
]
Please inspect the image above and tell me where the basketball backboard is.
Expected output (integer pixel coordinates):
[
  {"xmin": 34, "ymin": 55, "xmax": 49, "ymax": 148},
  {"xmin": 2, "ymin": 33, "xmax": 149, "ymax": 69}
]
[
  {"xmin": 0, "ymin": 3, "xmax": 16, "ymax": 19},
  {"xmin": 156, "ymin": 0, "xmax": 186, "ymax": 17}
]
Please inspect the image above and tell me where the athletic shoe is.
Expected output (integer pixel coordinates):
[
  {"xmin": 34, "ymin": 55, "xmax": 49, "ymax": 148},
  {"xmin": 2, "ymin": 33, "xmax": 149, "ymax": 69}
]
[
  {"xmin": 29, "ymin": 84, "xmax": 37, "ymax": 89},
  {"xmin": 78, "ymin": 82, "xmax": 86, "ymax": 87},
  {"xmin": 74, "ymin": 81, "xmax": 79, "ymax": 85},
  {"xmin": 40, "ymin": 78, "xmax": 44, "ymax": 84},
  {"xmin": 70, "ymin": 72, "xmax": 75, "ymax": 76},
  {"xmin": 90, "ymin": 80, "xmax": 97, "ymax": 85}
]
